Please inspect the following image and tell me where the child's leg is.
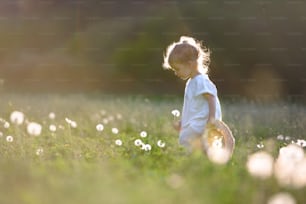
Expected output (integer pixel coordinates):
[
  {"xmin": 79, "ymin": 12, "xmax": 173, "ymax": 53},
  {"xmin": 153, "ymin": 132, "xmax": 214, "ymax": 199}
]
[{"xmin": 179, "ymin": 128, "xmax": 202, "ymax": 152}]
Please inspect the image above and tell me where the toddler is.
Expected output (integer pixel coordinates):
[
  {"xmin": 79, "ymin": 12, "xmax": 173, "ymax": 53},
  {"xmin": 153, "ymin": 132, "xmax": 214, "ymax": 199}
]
[{"xmin": 163, "ymin": 36, "xmax": 222, "ymax": 152}]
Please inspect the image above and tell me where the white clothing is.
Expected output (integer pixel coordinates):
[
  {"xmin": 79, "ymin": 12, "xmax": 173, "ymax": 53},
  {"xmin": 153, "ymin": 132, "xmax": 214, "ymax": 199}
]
[{"xmin": 179, "ymin": 74, "xmax": 222, "ymax": 146}]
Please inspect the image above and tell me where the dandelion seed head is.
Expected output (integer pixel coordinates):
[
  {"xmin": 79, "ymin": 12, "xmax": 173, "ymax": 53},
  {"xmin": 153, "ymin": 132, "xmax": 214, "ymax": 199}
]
[
  {"xmin": 274, "ymin": 144, "xmax": 306, "ymax": 188},
  {"xmin": 134, "ymin": 139, "xmax": 143, "ymax": 146},
  {"xmin": 277, "ymin": 135, "xmax": 284, "ymax": 140},
  {"xmin": 96, "ymin": 124, "xmax": 104, "ymax": 132},
  {"xmin": 49, "ymin": 124, "xmax": 57, "ymax": 132},
  {"xmin": 102, "ymin": 118, "xmax": 109, "ymax": 124},
  {"xmin": 267, "ymin": 192, "xmax": 296, "ymax": 204},
  {"xmin": 246, "ymin": 151, "xmax": 274, "ymax": 179},
  {"xmin": 112, "ymin": 128, "xmax": 119, "ymax": 134},
  {"xmin": 171, "ymin": 109, "xmax": 180, "ymax": 117},
  {"xmin": 48, "ymin": 112, "xmax": 56, "ymax": 120},
  {"xmin": 4, "ymin": 122, "xmax": 10, "ymax": 129},
  {"xmin": 295, "ymin": 139, "xmax": 306, "ymax": 147},
  {"xmin": 0, "ymin": 132, "xmax": 3, "ymax": 137},
  {"xmin": 140, "ymin": 131, "xmax": 147, "ymax": 138},
  {"xmin": 115, "ymin": 139, "xmax": 122, "ymax": 146},
  {"xmin": 278, "ymin": 144, "xmax": 304, "ymax": 163},
  {"xmin": 6, "ymin": 135, "xmax": 13, "ymax": 142},
  {"xmin": 142, "ymin": 144, "xmax": 151, "ymax": 151},
  {"xmin": 70, "ymin": 121, "xmax": 77, "ymax": 128},
  {"xmin": 257, "ymin": 143, "xmax": 264, "ymax": 149},
  {"xmin": 36, "ymin": 148, "xmax": 44, "ymax": 156},
  {"xmin": 10, "ymin": 111, "xmax": 25, "ymax": 125},
  {"xmin": 27, "ymin": 122, "xmax": 42, "ymax": 136},
  {"xmin": 157, "ymin": 140, "xmax": 166, "ymax": 148}
]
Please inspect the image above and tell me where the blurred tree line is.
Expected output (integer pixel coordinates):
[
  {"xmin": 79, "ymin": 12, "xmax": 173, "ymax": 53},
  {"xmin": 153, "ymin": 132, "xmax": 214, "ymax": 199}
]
[{"xmin": 0, "ymin": 0, "xmax": 305, "ymax": 100}]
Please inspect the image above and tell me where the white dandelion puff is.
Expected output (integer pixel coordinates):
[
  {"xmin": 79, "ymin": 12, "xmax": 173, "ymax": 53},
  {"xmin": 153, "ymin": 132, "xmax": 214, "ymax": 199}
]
[
  {"xmin": 257, "ymin": 143, "xmax": 264, "ymax": 149},
  {"xmin": 10, "ymin": 111, "xmax": 25, "ymax": 125},
  {"xmin": 267, "ymin": 192, "xmax": 296, "ymax": 204},
  {"xmin": 96, "ymin": 124, "xmax": 104, "ymax": 132},
  {"xmin": 277, "ymin": 135, "xmax": 284, "ymax": 140},
  {"xmin": 48, "ymin": 112, "xmax": 56, "ymax": 120},
  {"xmin": 49, "ymin": 124, "xmax": 57, "ymax": 132},
  {"xmin": 6, "ymin": 135, "xmax": 13, "ymax": 142},
  {"xmin": 274, "ymin": 144, "xmax": 305, "ymax": 187},
  {"xmin": 65, "ymin": 118, "xmax": 77, "ymax": 128},
  {"xmin": 157, "ymin": 140, "xmax": 166, "ymax": 148},
  {"xmin": 36, "ymin": 148, "xmax": 44, "ymax": 156},
  {"xmin": 142, "ymin": 144, "xmax": 152, "ymax": 151},
  {"xmin": 112, "ymin": 128, "xmax": 119, "ymax": 134},
  {"xmin": 295, "ymin": 139, "xmax": 306, "ymax": 147},
  {"xmin": 115, "ymin": 139, "xmax": 122, "ymax": 146},
  {"xmin": 171, "ymin": 109, "xmax": 180, "ymax": 117},
  {"xmin": 27, "ymin": 122, "xmax": 42, "ymax": 136},
  {"xmin": 102, "ymin": 118, "xmax": 109, "ymax": 124},
  {"xmin": 4, "ymin": 121, "xmax": 10, "ymax": 129},
  {"xmin": 134, "ymin": 139, "xmax": 143, "ymax": 146},
  {"xmin": 0, "ymin": 132, "xmax": 3, "ymax": 137},
  {"xmin": 246, "ymin": 151, "xmax": 274, "ymax": 179},
  {"xmin": 140, "ymin": 131, "xmax": 147, "ymax": 138}
]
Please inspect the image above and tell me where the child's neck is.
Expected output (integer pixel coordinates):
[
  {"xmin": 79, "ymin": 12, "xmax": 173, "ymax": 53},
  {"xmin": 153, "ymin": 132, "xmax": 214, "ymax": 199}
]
[{"xmin": 190, "ymin": 69, "xmax": 201, "ymax": 79}]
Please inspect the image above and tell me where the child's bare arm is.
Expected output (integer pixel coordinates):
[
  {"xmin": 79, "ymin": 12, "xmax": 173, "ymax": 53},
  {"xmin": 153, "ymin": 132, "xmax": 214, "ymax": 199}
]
[{"xmin": 203, "ymin": 93, "xmax": 216, "ymax": 126}]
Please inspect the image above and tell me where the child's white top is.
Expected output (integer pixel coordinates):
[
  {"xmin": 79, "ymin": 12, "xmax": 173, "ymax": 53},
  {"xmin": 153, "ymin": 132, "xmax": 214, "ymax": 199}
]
[{"xmin": 181, "ymin": 74, "xmax": 222, "ymax": 134}]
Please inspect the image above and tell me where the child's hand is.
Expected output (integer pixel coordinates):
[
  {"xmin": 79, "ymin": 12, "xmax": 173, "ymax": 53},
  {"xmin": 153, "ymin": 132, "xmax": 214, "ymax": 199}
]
[{"xmin": 173, "ymin": 120, "xmax": 181, "ymax": 131}]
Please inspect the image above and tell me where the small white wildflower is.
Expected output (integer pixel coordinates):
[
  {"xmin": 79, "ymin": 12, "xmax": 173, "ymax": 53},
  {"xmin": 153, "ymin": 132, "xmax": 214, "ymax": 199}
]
[
  {"xmin": 115, "ymin": 139, "xmax": 122, "ymax": 146},
  {"xmin": 140, "ymin": 131, "xmax": 147, "ymax": 138},
  {"xmin": 49, "ymin": 124, "xmax": 57, "ymax": 132},
  {"xmin": 134, "ymin": 139, "xmax": 143, "ymax": 146},
  {"xmin": 6, "ymin": 135, "xmax": 13, "ymax": 142},
  {"xmin": 48, "ymin": 112, "xmax": 56, "ymax": 120},
  {"xmin": 246, "ymin": 151, "xmax": 274, "ymax": 179},
  {"xmin": 4, "ymin": 121, "xmax": 10, "ymax": 129},
  {"xmin": 27, "ymin": 122, "xmax": 42, "ymax": 136},
  {"xmin": 171, "ymin": 109, "xmax": 180, "ymax": 117},
  {"xmin": 10, "ymin": 111, "xmax": 25, "ymax": 125},
  {"xmin": 157, "ymin": 140, "xmax": 166, "ymax": 148},
  {"xmin": 112, "ymin": 128, "xmax": 119, "ymax": 134},
  {"xmin": 36, "ymin": 148, "xmax": 44, "ymax": 156},
  {"xmin": 96, "ymin": 124, "xmax": 104, "ymax": 132}
]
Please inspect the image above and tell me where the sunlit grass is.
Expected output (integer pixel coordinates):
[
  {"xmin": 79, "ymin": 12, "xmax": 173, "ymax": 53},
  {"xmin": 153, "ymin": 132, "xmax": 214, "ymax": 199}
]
[{"xmin": 0, "ymin": 93, "xmax": 305, "ymax": 204}]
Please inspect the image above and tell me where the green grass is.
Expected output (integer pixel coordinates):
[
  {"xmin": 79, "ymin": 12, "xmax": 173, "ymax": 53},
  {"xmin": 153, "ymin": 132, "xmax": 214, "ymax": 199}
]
[{"xmin": 0, "ymin": 93, "xmax": 305, "ymax": 204}]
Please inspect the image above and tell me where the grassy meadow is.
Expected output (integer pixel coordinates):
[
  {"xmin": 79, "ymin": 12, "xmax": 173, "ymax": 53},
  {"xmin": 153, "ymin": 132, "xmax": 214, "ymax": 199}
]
[{"xmin": 0, "ymin": 93, "xmax": 305, "ymax": 204}]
